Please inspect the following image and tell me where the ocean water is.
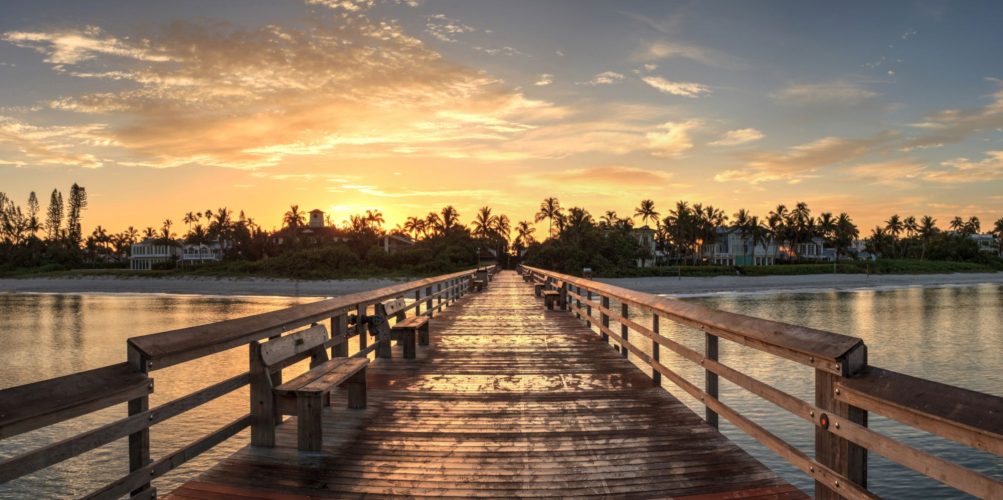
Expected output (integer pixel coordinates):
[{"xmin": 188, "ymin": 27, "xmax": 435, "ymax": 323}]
[{"xmin": 1, "ymin": 284, "xmax": 1002, "ymax": 498}]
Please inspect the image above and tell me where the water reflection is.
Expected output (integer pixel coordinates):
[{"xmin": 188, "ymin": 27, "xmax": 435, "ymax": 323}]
[
  {"xmin": 0, "ymin": 293, "xmax": 316, "ymax": 498},
  {"xmin": 598, "ymin": 283, "xmax": 1003, "ymax": 499}
]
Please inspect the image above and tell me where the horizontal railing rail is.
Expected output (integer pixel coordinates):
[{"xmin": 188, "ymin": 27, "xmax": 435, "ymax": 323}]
[
  {"xmin": 520, "ymin": 265, "xmax": 1003, "ymax": 500},
  {"xmin": 0, "ymin": 266, "xmax": 489, "ymax": 499}
]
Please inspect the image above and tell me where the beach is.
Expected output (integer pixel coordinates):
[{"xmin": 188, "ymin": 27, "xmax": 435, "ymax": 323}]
[{"xmin": 1, "ymin": 271, "xmax": 1001, "ymax": 298}]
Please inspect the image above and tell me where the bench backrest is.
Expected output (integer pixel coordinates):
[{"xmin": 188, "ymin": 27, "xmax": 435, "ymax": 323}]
[
  {"xmin": 259, "ymin": 324, "xmax": 329, "ymax": 367},
  {"xmin": 377, "ymin": 298, "xmax": 406, "ymax": 318}
]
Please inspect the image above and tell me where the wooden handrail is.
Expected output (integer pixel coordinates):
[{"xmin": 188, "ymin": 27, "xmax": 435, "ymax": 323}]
[
  {"xmin": 526, "ymin": 264, "xmax": 1003, "ymax": 499},
  {"xmin": 128, "ymin": 269, "xmax": 478, "ymax": 370},
  {"xmin": 0, "ymin": 267, "xmax": 482, "ymax": 498},
  {"xmin": 522, "ymin": 265, "xmax": 864, "ymax": 375}
]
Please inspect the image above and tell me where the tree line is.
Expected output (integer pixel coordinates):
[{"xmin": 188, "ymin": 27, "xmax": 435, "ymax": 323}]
[{"xmin": 2, "ymin": 185, "xmax": 1002, "ymax": 275}]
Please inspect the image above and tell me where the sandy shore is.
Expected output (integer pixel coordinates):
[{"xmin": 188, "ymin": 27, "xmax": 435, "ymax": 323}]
[
  {"xmin": 1, "ymin": 271, "xmax": 1001, "ymax": 298},
  {"xmin": 600, "ymin": 272, "xmax": 1003, "ymax": 296},
  {"xmin": 0, "ymin": 275, "xmax": 409, "ymax": 297}
]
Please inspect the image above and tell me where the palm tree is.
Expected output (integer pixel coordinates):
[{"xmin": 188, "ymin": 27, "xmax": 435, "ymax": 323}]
[
  {"xmin": 833, "ymin": 213, "xmax": 858, "ymax": 259},
  {"xmin": 365, "ymin": 209, "xmax": 384, "ymax": 231},
  {"xmin": 183, "ymin": 211, "xmax": 197, "ymax": 232},
  {"xmin": 123, "ymin": 226, "xmax": 139, "ymax": 245},
  {"xmin": 949, "ymin": 216, "xmax": 964, "ymax": 233},
  {"xmin": 513, "ymin": 220, "xmax": 536, "ymax": 254},
  {"xmin": 918, "ymin": 215, "xmax": 937, "ymax": 260},
  {"xmin": 425, "ymin": 212, "xmax": 443, "ymax": 237},
  {"xmin": 471, "ymin": 206, "xmax": 495, "ymax": 241},
  {"xmin": 284, "ymin": 205, "xmax": 305, "ymax": 231},
  {"xmin": 440, "ymin": 206, "xmax": 460, "ymax": 231},
  {"xmin": 634, "ymin": 199, "xmax": 659, "ymax": 228},
  {"xmin": 885, "ymin": 214, "xmax": 903, "ymax": 258},
  {"xmin": 534, "ymin": 197, "xmax": 563, "ymax": 238},
  {"xmin": 600, "ymin": 210, "xmax": 620, "ymax": 229},
  {"xmin": 402, "ymin": 216, "xmax": 421, "ymax": 239},
  {"xmin": 161, "ymin": 219, "xmax": 174, "ymax": 240},
  {"xmin": 965, "ymin": 216, "xmax": 981, "ymax": 236},
  {"xmin": 143, "ymin": 226, "xmax": 157, "ymax": 239},
  {"xmin": 993, "ymin": 217, "xmax": 1003, "ymax": 240}
]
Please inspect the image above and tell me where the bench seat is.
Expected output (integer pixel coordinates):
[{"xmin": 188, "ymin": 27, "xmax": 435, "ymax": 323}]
[
  {"xmin": 250, "ymin": 325, "xmax": 368, "ymax": 452},
  {"xmin": 543, "ymin": 290, "xmax": 561, "ymax": 310},
  {"xmin": 392, "ymin": 315, "xmax": 430, "ymax": 358},
  {"xmin": 275, "ymin": 357, "xmax": 369, "ymax": 395}
]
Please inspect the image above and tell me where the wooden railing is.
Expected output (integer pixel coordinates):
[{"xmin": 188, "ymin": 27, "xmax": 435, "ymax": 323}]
[
  {"xmin": 0, "ymin": 267, "xmax": 490, "ymax": 499},
  {"xmin": 520, "ymin": 265, "xmax": 1003, "ymax": 500}
]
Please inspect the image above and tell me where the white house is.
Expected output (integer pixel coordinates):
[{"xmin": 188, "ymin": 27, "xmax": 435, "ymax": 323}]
[
  {"xmin": 308, "ymin": 209, "xmax": 325, "ymax": 229},
  {"xmin": 789, "ymin": 237, "xmax": 836, "ymax": 262},
  {"xmin": 970, "ymin": 234, "xmax": 1002, "ymax": 257},
  {"xmin": 702, "ymin": 228, "xmax": 778, "ymax": 266},
  {"xmin": 179, "ymin": 242, "xmax": 224, "ymax": 266},
  {"xmin": 129, "ymin": 239, "xmax": 180, "ymax": 270},
  {"xmin": 631, "ymin": 226, "xmax": 657, "ymax": 267}
]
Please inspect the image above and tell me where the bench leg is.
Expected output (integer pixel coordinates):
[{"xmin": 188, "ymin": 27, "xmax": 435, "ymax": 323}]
[
  {"xmin": 346, "ymin": 368, "xmax": 367, "ymax": 409},
  {"xmin": 402, "ymin": 328, "xmax": 416, "ymax": 359},
  {"xmin": 419, "ymin": 322, "xmax": 429, "ymax": 346},
  {"xmin": 376, "ymin": 335, "xmax": 391, "ymax": 359},
  {"xmin": 545, "ymin": 296, "xmax": 555, "ymax": 310},
  {"xmin": 296, "ymin": 392, "xmax": 323, "ymax": 452}
]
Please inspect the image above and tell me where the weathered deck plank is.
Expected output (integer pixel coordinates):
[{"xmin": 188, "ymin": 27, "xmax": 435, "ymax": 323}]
[{"xmin": 168, "ymin": 271, "xmax": 803, "ymax": 499}]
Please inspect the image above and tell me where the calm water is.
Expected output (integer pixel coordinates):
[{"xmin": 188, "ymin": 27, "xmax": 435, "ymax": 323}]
[{"xmin": 1, "ymin": 285, "xmax": 1002, "ymax": 498}]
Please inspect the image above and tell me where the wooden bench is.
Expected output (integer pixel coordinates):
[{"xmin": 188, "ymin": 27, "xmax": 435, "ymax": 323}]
[
  {"xmin": 250, "ymin": 324, "xmax": 368, "ymax": 451},
  {"xmin": 377, "ymin": 298, "xmax": 430, "ymax": 359},
  {"xmin": 543, "ymin": 290, "xmax": 561, "ymax": 310}
]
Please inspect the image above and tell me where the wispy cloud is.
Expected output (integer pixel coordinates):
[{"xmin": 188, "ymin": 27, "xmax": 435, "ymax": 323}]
[
  {"xmin": 578, "ymin": 71, "xmax": 624, "ymax": 86},
  {"xmin": 632, "ymin": 40, "xmax": 735, "ymax": 68},
  {"xmin": 925, "ymin": 151, "xmax": 1003, "ymax": 183},
  {"xmin": 716, "ymin": 132, "xmax": 899, "ymax": 184},
  {"xmin": 709, "ymin": 128, "xmax": 764, "ymax": 146},
  {"xmin": 519, "ymin": 165, "xmax": 677, "ymax": 195},
  {"xmin": 646, "ymin": 120, "xmax": 700, "ymax": 158},
  {"xmin": 534, "ymin": 73, "xmax": 553, "ymax": 86},
  {"xmin": 773, "ymin": 81, "xmax": 877, "ymax": 106},
  {"xmin": 641, "ymin": 76, "xmax": 710, "ymax": 98},
  {"xmin": 425, "ymin": 14, "xmax": 474, "ymax": 43},
  {"xmin": 2, "ymin": 26, "xmax": 173, "ymax": 65},
  {"xmin": 905, "ymin": 78, "xmax": 1003, "ymax": 149}
]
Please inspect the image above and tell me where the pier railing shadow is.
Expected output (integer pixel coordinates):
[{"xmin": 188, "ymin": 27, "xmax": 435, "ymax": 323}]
[
  {"xmin": 520, "ymin": 264, "xmax": 1003, "ymax": 499},
  {"xmin": 0, "ymin": 266, "xmax": 496, "ymax": 499}
]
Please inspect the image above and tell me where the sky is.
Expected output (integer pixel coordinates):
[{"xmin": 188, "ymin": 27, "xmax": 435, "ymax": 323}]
[{"xmin": 1, "ymin": 0, "xmax": 1002, "ymax": 235}]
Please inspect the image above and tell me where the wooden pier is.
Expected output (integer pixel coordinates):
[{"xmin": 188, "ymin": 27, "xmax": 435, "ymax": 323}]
[
  {"xmin": 169, "ymin": 271, "xmax": 800, "ymax": 499},
  {"xmin": 2, "ymin": 266, "xmax": 1002, "ymax": 499}
]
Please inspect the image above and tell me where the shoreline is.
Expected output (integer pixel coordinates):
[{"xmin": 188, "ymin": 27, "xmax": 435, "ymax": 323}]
[
  {"xmin": 600, "ymin": 272, "xmax": 1003, "ymax": 297},
  {"xmin": 0, "ymin": 271, "xmax": 1001, "ymax": 298}
]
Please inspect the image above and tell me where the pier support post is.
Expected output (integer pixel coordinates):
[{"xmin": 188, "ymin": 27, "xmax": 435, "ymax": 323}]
[
  {"xmin": 600, "ymin": 296, "xmax": 610, "ymax": 343},
  {"xmin": 815, "ymin": 345, "xmax": 868, "ymax": 499},
  {"xmin": 332, "ymin": 314, "xmax": 348, "ymax": 357},
  {"xmin": 652, "ymin": 314, "xmax": 661, "ymax": 385},
  {"xmin": 705, "ymin": 333, "xmax": 719, "ymax": 428},
  {"xmin": 127, "ymin": 345, "xmax": 153, "ymax": 497},
  {"xmin": 620, "ymin": 303, "xmax": 629, "ymax": 358}
]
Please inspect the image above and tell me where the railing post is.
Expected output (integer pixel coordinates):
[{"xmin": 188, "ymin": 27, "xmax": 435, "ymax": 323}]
[
  {"xmin": 574, "ymin": 286, "xmax": 581, "ymax": 319},
  {"xmin": 586, "ymin": 290, "xmax": 593, "ymax": 327},
  {"xmin": 332, "ymin": 313, "xmax": 349, "ymax": 357},
  {"xmin": 126, "ymin": 345, "xmax": 153, "ymax": 497},
  {"xmin": 816, "ymin": 346, "xmax": 868, "ymax": 498},
  {"xmin": 652, "ymin": 313, "xmax": 661, "ymax": 385},
  {"xmin": 415, "ymin": 289, "xmax": 422, "ymax": 316},
  {"xmin": 620, "ymin": 303, "xmax": 629, "ymax": 358},
  {"xmin": 559, "ymin": 282, "xmax": 568, "ymax": 310},
  {"xmin": 425, "ymin": 286, "xmax": 433, "ymax": 316},
  {"xmin": 437, "ymin": 283, "xmax": 443, "ymax": 311},
  {"xmin": 357, "ymin": 303, "xmax": 368, "ymax": 353},
  {"xmin": 705, "ymin": 333, "xmax": 719, "ymax": 428},
  {"xmin": 600, "ymin": 295, "xmax": 610, "ymax": 342}
]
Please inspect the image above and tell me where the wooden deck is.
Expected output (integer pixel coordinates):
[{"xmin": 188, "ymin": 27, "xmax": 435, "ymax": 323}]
[{"xmin": 168, "ymin": 271, "xmax": 803, "ymax": 499}]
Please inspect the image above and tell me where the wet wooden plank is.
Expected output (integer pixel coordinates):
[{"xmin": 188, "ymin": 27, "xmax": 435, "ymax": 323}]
[{"xmin": 166, "ymin": 271, "xmax": 803, "ymax": 499}]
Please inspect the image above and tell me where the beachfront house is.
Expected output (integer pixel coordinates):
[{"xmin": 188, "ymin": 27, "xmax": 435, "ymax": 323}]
[
  {"xmin": 382, "ymin": 233, "xmax": 415, "ymax": 254},
  {"xmin": 702, "ymin": 227, "xmax": 778, "ymax": 266},
  {"xmin": 786, "ymin": 236, "xmax": 836, "ymax": 262},
  {"xmin": 129, "ymin": 238, "xmax": 181, "ymax": 270},
  {"xmin": 179, "ymin": 242, "xmax": 224, "ymax": 267},
  {"xmin": 970, "ymin": 234, "xmax": 1002, "ymax": 258},
  {"xmin": 632, "ymin": 226, "xmax": 657, "ymax": 267}
]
